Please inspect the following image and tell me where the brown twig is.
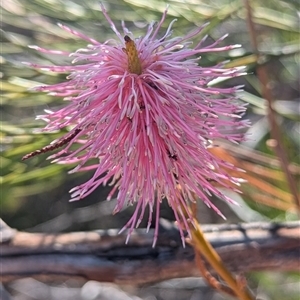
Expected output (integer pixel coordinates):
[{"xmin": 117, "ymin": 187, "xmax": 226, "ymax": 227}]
[
  {"xmin": 1, "ymin": 219, "xmax": 299, "ymax": 284},
  {"xmin": 244, "ymin": 0, "xmax": 300, "ymax": 210}
]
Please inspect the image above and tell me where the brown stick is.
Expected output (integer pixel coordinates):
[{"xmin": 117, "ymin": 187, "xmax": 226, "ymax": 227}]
[
  {"xmin": 244, "ymin": 0, "xmax": 300, "ymax": 210},
  {"xmin": 1, "ymin": 220, "xmax": 299, "ymax": 284}
]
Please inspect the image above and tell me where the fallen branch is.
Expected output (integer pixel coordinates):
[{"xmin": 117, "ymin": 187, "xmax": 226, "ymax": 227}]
[{"xmin": 1, "ymin": 219, "xmax": 299, "ymax": 284}]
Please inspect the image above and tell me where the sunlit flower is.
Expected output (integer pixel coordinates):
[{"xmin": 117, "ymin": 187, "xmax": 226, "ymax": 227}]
[{"xmin": 23, "ymin": 5, "xmax": 248, "ymax": 246}]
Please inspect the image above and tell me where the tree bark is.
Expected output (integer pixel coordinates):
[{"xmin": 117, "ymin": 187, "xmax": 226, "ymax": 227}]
[{"xmin": 1, "ymin": 219, "xmax": 299, "ymax": 284}]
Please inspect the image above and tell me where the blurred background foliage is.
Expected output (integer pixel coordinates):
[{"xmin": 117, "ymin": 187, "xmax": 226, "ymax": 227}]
[{"xmin": 1, "ymin": 0, "xmax": 300, "ymax": 299}]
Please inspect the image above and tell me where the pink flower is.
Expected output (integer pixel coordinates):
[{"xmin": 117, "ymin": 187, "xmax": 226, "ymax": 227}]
[{"xmin": 23, "ymin": 5, "xmax": 248, "ymax": 246}]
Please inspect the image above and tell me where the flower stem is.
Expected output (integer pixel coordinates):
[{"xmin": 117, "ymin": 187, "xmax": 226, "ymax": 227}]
[{"xmin": 191, "ymin": 220, "xmax": 254, "ymax": 300}]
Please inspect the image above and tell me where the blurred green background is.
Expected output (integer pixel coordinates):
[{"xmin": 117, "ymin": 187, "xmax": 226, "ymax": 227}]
[{"xmin": 1, "ymin": 0, "xmax": 299, "ymax": 299}]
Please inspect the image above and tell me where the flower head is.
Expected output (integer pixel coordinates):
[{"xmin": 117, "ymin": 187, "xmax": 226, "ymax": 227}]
[{"xmin": 23, "ymin": 5, "xmax": 248, "ymax": 246}]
